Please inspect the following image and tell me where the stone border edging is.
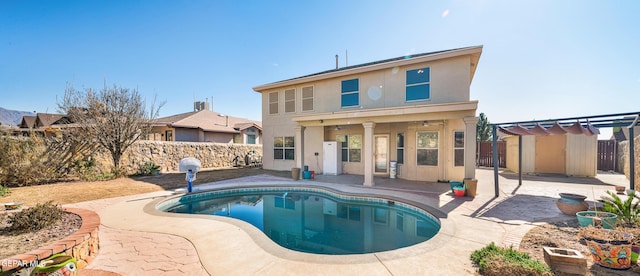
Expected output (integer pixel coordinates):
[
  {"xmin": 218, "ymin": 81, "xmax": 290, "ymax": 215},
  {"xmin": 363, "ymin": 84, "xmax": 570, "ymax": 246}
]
[{"xmin": 0, "ymin": 208, "xmax": 100, "ymax": 273}]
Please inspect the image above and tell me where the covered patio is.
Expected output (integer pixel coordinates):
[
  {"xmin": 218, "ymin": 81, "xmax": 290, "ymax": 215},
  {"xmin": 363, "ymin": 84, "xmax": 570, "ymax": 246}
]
[{"xmin": 490, "ymin": 111, "xmax": 640, "ymax": 197}]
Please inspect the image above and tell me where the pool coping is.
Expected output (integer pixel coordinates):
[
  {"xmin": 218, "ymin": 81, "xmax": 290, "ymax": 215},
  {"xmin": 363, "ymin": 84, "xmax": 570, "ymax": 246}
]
[
  {"xmin": 98, "ymin": 179, "xmax": 458, "ymax": 275},
  {"xmin": 145, "ymin": 182, "xmax": 454, "ymax": 263}
]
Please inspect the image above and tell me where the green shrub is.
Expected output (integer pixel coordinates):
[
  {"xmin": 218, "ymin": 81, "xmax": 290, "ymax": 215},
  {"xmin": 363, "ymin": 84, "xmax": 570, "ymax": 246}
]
[
  {"xmin": 471, "ymin": 242, "xmax": 552, "ymax": 276},
  {"xmin": 6, "ymin": 201, "xmax": 65, "ymax": 233},
  {"xmin": 137, "ymin": 161, "xmax": 160, "ymax": 176},
  {"xmin": 0, "ymin": 185, "xmax": 10, "ymax": 196},
  {"xmin": 602, "ymin": 190, "xmax": 640, "ymax": 227},
  {"xmin": 72, "ymin": 157, "xmax": 101, "ymax": 181}
]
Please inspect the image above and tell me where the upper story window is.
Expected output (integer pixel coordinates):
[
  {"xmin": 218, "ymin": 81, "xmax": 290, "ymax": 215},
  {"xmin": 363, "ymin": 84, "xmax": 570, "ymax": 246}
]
[
  {"xmin": 302, "ymin": 86, "xmax": 314, "ymax": 111},
  {"xmin": 341, "ymin": 79, "xmax": 359, "ymax": 107},
  {"xmin": 406, "ymin": 67, "xmax": 430, "ymax": 101},
  {"xmin": 268, "ymin": 92, "xmax": 279, "ymax": 114},
  {"xmin": 284, "ymin": 89, "xmax": 295, "ymax": 113}
]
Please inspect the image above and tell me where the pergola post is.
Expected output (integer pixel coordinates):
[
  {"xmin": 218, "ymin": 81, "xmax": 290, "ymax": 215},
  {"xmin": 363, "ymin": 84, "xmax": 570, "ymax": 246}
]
[
  {"xmin": 518, "ymin": 135, "xmax": 523, "ymax": 186},
  {"xmin": 492, "ymin": 125, "xmax": 499, "ymax": 197},
  {"xmin": 630, "ymin": 126, "xmax": 635, "ymax": 191}
]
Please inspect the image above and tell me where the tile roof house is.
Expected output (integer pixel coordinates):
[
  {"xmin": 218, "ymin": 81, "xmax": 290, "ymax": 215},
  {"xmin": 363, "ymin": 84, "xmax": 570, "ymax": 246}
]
[
  {"xmin": 253, "ymin": 46, "xmax": 482, "ymax": 185},
  {"xmin": 149, "ymin": 109, "xmax": 262, "ymax": 144},
  {"xmin": 17, "ymin": 113, "xmax": 73, "ymax": 137}
]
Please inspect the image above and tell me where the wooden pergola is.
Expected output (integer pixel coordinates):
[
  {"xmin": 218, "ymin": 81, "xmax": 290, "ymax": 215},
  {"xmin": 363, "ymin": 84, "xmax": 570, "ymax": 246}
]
[{"xmin": 490, "ymin": 111, "xmax": 640, "ymax": 197}]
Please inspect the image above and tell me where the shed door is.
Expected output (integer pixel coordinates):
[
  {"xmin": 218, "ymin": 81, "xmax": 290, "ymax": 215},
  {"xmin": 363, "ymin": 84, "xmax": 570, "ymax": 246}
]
[{"xmin": 535, "ymin": 135, "xmax": 566, "ymax": 174}]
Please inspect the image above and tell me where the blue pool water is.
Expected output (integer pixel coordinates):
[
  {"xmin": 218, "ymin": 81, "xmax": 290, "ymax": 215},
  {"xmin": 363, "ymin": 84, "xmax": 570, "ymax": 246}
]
[{"xmin": 158, "ymin": 187, "xmax": 440, "ymax": 255}]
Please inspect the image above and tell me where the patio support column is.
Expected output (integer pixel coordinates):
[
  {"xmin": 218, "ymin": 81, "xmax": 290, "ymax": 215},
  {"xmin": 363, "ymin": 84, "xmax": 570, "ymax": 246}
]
[
  {"xmin": 492, "ymin": 125, "xmax": 499, "ymax": 197},
  {"xmin": 295, "ymin": 125, "xmax": 305, "ymax": 173},
  {"xmin": 464, "ymin": 116, "xmax": 479, "ymax": 179},
  {"xmin": 363, "ymin": 121, "xmax": 376, "ymax": 186}
]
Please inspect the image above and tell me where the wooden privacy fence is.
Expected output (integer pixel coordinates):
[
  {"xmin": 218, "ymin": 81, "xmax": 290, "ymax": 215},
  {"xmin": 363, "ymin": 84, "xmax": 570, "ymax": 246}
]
[
  {"xmin": 597, "ymin": 140, "xmax": 617, "ymax": 171},
  {"xmin": 476, "ymin": 141, "xmax": 506, "ymax": 168}
]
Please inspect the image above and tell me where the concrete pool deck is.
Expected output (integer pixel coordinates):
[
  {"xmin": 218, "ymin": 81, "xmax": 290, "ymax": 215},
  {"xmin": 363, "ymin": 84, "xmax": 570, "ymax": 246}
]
[{"xmin": 68, "ymin": 168, "xmax": 629, "ymax": 275}]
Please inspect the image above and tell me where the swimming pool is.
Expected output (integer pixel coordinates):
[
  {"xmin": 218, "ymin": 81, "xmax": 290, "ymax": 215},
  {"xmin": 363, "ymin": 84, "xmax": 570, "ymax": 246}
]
[{"xmin": 157, "ymin": 186, "xmax": 440, "ymax": 255}]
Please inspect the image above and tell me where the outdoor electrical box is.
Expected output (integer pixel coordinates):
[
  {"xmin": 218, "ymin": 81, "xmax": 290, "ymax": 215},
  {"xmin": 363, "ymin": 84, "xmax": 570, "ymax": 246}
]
[{"xmin": 322, "ymin": 141, "xmax": 342, "ymax": 175}]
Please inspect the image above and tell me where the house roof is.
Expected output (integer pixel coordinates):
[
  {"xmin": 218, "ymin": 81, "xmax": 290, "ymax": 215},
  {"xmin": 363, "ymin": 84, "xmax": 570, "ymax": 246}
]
[
  {"xmin": 35, "ymin": 113, "xmax": 66, "ymax": 127},
  {"xmin": 155, "ymin": 110, "xmax": 261, "ymax": 134},
  {"xmin": 253, "ymin": 45, "xmax": 483, "ymax": 91},
  {"xmin": 19, "ymin": 116, "xmax": 37, "ymax": 128}
]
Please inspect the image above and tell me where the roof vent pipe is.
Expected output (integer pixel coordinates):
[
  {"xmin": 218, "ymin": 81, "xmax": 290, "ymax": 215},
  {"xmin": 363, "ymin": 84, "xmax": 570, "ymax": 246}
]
[{"xmin": 335, "ymin": 55, "xmax": 339, "ymax": 69}]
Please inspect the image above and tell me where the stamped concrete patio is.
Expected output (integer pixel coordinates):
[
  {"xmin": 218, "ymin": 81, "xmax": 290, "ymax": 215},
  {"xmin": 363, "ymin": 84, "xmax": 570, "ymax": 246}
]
[{"xmin": 67, "ymin": 168, "xmax": 628, "ymax": 275}]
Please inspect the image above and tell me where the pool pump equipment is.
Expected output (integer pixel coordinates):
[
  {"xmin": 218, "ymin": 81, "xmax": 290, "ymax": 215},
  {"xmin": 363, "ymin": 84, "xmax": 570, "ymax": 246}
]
[{"xmin": 179, "ymin": 158, "xmax": 201, "ymax": 193}]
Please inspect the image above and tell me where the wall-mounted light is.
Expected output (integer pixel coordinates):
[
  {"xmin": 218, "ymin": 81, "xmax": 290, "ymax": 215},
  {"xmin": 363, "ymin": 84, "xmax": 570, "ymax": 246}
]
[
  {"xmin": 334, "ymin": 126, "xmax": 341, "ymax": 131},
  {"xmin": 320, "ymin": 119, "xmax": 323, "ymax": 123},
  {"xmin": 423, "ymin": 121, "xmax": 429, "ymax": 127}
]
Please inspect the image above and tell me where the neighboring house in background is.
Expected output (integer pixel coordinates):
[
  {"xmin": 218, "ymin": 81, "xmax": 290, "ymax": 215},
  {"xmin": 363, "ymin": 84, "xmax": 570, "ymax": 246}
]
[
  {"xmin": 149, "ymin": 109, "xmax": 262, "ymax": 144},
  {"xmin": 17, "ymin": 113, "xmax": 73, "ymax": 137},
  {"xmin": 253, "ymin": 46, "xmax": 482, "ymax": 185},
  {"xmin": 611, "ymin": 117, "xmax": 640, "ymax": 141}
]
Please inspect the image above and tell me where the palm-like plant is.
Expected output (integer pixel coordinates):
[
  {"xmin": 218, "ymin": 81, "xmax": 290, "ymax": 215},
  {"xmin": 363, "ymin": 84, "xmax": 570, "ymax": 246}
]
[{"xmin": 602, "ymin": 190, "xmax": 640, "ymax": 227}]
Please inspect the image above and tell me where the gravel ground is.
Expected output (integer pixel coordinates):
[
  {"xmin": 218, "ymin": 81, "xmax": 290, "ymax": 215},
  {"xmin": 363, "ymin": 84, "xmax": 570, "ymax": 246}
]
[{"xmin": 0, "ymin": 211, "xmax": 82, "ymax": 259}]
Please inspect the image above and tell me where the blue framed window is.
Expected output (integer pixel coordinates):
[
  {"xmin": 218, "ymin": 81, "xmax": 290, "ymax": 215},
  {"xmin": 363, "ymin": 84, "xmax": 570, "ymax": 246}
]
[
  {"xmin": 406, "ymin": 67, "xmax": 430, "ymax": 101},
  {"xmin": 341, "ymin": 79, "xmax": 359, "ymax": 107}
]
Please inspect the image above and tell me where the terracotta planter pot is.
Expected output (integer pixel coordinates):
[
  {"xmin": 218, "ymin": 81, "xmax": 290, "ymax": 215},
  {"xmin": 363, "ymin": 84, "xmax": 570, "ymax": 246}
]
[
  {"xmin": 556, "ymin": 193, "xmax": 588, "ymax": 215},
  {"xmin": 584, "ymin": 235, "xmax": 633, "ymax": 270}
]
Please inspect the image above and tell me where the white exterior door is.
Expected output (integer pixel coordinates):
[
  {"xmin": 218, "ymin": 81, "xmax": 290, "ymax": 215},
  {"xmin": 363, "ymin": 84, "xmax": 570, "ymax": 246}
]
[{"xmin": 374, "ymin": 135, "xmax": 389, "ymax": 173}]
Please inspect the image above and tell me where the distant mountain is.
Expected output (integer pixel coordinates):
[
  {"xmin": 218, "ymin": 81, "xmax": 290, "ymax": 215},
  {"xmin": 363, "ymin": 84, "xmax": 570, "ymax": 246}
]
[{"xmin": 0, "ymin": 107, "xmax": 35, "ymax": 127}]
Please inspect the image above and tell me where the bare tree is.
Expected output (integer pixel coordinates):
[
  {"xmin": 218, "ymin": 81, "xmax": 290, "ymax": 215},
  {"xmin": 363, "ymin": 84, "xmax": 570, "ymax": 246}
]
[{"xmin": 58, "ymin": 84, "xmax": 163, "ymax": 176}]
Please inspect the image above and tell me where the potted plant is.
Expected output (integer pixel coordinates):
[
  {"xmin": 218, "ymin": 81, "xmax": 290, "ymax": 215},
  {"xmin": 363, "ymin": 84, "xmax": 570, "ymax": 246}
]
[
  {"xmin": 576, "ymin": 211, "xmax": 618, "ymax": 229},
  {"xmin": 617, "ymin": 227, "xmax": 640, "ymax": 265},
  {"xmin": 579, "ymin": 226, "xmax": 633, "ymax": 270},
  {"xmin": 602, "ymin": 190, "xmax": 640, "ymax": 227},
  {"xmin": 556, "ymin": 193, "xmax": 589, "ymax": 215}
]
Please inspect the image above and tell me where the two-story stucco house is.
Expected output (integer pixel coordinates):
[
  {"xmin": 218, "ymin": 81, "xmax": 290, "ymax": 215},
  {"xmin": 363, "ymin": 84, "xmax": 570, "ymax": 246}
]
[{"xmin": 253, "ymin": 46, "xmax": 482, "ymax": 186}]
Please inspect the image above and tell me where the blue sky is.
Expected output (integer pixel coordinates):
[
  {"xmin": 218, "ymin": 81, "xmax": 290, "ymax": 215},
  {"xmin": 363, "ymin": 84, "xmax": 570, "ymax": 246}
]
[{"xmin": 1, "ymin": 1, "xmax": 639, "ymax": 138}]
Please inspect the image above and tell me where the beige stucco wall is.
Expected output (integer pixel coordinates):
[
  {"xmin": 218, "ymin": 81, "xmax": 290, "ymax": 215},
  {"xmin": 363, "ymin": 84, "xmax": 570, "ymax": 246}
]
[
  {"xmin": 259, "ymin": 54, "xmax": 477, "ymax": 182},
  {"xmin": 262, "ymin": 55, "xmax": 472, "ymax": 115}
]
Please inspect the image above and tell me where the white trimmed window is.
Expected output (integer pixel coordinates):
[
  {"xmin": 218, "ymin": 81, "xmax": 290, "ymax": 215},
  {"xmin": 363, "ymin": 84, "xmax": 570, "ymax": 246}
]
[
  {"xmin": 268, "ymin": 92, "xmax": 279, "ymax": 115},
  {"xmin": 417, "ymin": 131, "xmax": 438, "ymax": 166},
  {"xmin": 274, "ymin": 136, "xmax": 294, "ymax": 160},
  {"xmin": 284, "ymin": 89, "xmax": 295, "ymax": 113},
  {"xmin": 302, "ymin": 86, "xmax": 314, "ymax": 111},
  {"xmin": 396, "ymin": 132, "xmax": 404, "ymax": 164},
  {"xmin": 337, "ymin": 134, "xmax": 361, "ymax": 162},
  {"xmin": 454, "ymin": 131, "xmax": 464, "ymax": 166}
]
